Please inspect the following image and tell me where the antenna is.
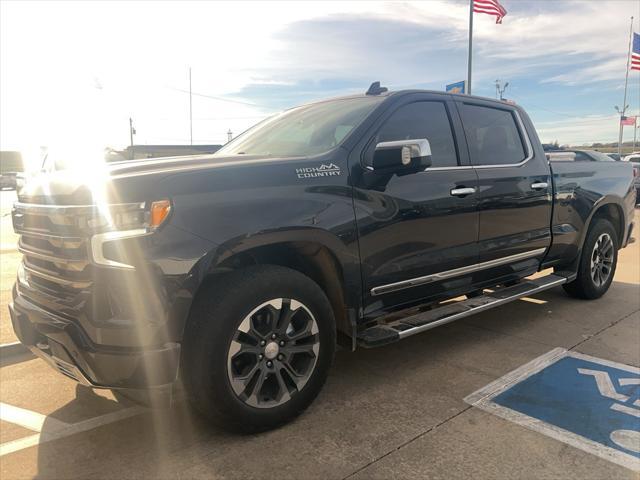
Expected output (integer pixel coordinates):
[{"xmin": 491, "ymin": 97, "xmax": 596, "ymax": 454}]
[{"xmin": 366, "ymin": 81, "xmax": 388, "ymax": 95}]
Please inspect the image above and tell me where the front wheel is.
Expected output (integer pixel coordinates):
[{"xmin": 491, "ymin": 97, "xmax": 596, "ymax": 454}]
[
  {"xmin": 563, "ymin": 218, "xmax": 618, "ymax": 300},
  {"xmin": 182, "ymin": 265, "xmax": 336, "ymax": 432}
]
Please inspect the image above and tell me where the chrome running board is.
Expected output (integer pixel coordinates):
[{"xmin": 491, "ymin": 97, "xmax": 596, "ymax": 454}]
[{"xmin": 357, "ymin": 272, "xmax": 574, "ymax": 348}]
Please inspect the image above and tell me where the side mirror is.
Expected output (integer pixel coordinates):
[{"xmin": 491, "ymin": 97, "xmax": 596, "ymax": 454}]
[{"xmin": 371, "ymin": 139, "xmax": 432, "ymax": 174}]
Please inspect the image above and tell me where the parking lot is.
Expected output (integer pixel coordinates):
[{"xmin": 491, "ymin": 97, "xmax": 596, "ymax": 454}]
[{"xmin": 1, "ymin": 188, "xmax": 638, "ymax": 479}]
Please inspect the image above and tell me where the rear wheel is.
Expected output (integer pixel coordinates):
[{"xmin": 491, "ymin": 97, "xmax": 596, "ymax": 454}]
[
  {"xmin": 182, "ymin": 265, "xmax": 335, "ymax": 432},
  {"xmin": 563, "ymin": 219, "xmax": 618, "ymax": 300}
]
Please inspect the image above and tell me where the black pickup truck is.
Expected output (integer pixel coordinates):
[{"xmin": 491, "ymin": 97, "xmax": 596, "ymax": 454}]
[{"xmin": 10, "ymin": 84, "xmax": 636, "ymax": 432}]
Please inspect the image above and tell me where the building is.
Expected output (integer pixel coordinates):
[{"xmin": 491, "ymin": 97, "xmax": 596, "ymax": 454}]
[{"xmin": 117, "ymin": 144, "xmax": 222, "ymax": 160}]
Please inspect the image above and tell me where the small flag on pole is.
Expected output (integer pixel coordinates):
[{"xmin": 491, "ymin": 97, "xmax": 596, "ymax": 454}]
[
  {"xmin": 473, "ymin": 0, "xmax": 507, "ymax": 24},
  {"xmin": 620, "ymin": 116, "xmax": 637, "ymax": 126},
  {"xmin": 631, "ymin": 32, "xmax": 640, "ymax": 71}
]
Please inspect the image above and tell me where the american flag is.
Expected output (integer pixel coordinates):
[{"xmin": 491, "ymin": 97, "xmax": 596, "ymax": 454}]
[
  {"xmin": 473, "ymin": 0, "xmax": 507, "ymax": 24},
  {"xmin": 620, "ymin": 116, "xmax": 636, "ymax": 126},
  {"xmin": 632, "ymin": 32, "xmax": 640, "ymax": 71}
]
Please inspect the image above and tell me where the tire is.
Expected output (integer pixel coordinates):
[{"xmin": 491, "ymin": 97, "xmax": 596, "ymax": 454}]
[
  {"xmin": 182, "ymin": 265, "xmax": 336, "ymax": 433},
  {"xmin": 563, "ymin": 218, "xmax": 618, "ymax": 300}
]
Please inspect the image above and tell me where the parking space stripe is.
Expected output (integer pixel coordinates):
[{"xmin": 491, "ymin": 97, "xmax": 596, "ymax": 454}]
[
  {"xmin": 0, "ymin": 405, "xmax": 146, "ymax": 457},
  {"xmin": 0, "ymin": 402, "xmax": 69, "ymax": 432}
]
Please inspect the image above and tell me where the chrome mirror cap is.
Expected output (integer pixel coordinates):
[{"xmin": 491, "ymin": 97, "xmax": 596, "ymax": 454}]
[{"xmin": 375, "ymin": 139, "xmax": 432, "ymax": 160}]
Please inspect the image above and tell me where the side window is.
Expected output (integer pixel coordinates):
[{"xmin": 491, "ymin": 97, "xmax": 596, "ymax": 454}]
[
  {"xmin": 460, "ymin": 104, "xmax": 527, "ymax": 166},
  {"xmin": 372, "ymin": 102, "xmax": 459, "ymax": 168}
]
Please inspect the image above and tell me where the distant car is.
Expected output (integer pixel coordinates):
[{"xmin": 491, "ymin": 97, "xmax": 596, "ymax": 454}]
[
  {"xmin": 622, "ymin": 152, "xmax": 640, "ymax": 162},
  {"xmin": 0, "ymin": 172, "xmax": 18, "ymax": 190},
  {"xmin": 548, "ymin": 149, "xmax": 615, "ymax": 162},
  {"xmin": 623, "ymin": 154, "xmax": 640, "ymax": 203},
  {"xmin": 542, "ymin": 144, "xmax": 563, "ymax": 152},
  {"xmin": 606, "ymin": 153, "xmax": 622, "ymax": 161}
]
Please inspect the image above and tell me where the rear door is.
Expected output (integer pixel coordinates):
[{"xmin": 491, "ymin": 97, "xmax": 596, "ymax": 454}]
[
  {"xmin": 456, "ymin": 99, "xmax": 552, "ymax": 278},
  {"xmin": 351, "ymin": 93, "xmax": 480, "ymax": 319}
]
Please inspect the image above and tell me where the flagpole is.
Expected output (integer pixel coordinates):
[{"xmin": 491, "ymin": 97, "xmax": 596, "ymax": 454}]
[
  {"xmin": 618, "ymin": 16, "xmax": 634, "ymax": 157},
  {"xmin": 467, "ymin": 0, "xmax": 474, "ymax": 95}
]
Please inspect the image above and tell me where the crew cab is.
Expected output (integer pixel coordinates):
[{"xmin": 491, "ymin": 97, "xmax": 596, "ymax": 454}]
[{"xmin": 9, "ymin": 84, "xmax": 636, "ymax": 432}]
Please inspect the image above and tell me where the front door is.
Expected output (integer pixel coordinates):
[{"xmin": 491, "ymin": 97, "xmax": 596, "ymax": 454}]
[{"xmin": 351, "ymin": 94, "xmax": 480, "ymax": 320}]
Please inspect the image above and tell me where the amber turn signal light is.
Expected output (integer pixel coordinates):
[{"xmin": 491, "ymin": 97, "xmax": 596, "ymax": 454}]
[{"xmin": 149, "ymin": 200, "xmax": 171, "ymax": 228}]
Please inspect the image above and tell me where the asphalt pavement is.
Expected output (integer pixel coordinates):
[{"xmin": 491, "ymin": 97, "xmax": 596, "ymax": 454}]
[{"xmin": 0, "ymin": 201, "xmax": 638, "ymax": 479}]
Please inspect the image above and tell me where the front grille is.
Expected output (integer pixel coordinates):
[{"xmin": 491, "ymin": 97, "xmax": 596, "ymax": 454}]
[{"xmin": 12, "ymin": 202, "xmax": 95, "ymax": 311}]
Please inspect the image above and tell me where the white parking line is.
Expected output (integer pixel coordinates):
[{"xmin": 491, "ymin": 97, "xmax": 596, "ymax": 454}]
[
  {"xmin": 0, "ymin": 402, "xmax": 69, "ymax": 432},
  {"xmin": 0, "ymin": 403, "xmax": 146, "ymax": 457}
]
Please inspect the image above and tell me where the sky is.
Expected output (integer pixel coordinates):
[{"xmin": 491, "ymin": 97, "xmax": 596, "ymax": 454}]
[{"xmin": 1, "ymin": 0, "xmax": 639, "ymax": 159}]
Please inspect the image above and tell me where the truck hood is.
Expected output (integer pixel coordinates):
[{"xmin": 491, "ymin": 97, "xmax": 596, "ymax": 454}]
[
  {"xmin": 106, "ymin": 153, "xmax": 271, "ymax": 179},
  {"xmin": 17, "ymin": 154, "xmax": 292, "ymax": 205}
]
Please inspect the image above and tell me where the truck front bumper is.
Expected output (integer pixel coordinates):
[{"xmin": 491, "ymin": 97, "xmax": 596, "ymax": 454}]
[{"xmin": 9, "ymin": 287, "xmax": 180, "ymax": 389}]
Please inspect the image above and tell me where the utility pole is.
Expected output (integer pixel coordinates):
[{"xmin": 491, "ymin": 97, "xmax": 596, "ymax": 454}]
[
  {"xmin": 189, "ymin": 67, "xmax": 193, "ymax": 146},
  {"xmin": 634, "ymin": 123, "xmax": 639, "ymax": 152},
  {"xmin": 617, "ymin": 16, "xmax": 634, "ymax": 157},
  {"xmin": 129, "ymin": 117, "xmax": 136, "ymax": 160}
]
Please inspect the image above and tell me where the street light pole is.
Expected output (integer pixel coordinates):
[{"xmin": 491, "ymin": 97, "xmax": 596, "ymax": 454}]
[
  {"xmin": 617, "ymin": 16, "xmax": 634, "ymax": 157},
  {"xmin": 129, "ymin": 117, "xmax": 135, "ymax": 160},
  {"xmin": 495, "ymin": 80, "xmax": 509, "ymax": 100},
  {"xmin": 467, "ymin": 0, "xmax": 474, "ymax": 95},
  {"xmin": 189, "ymin": 67, "xmax": 193, "ymax": 146}
]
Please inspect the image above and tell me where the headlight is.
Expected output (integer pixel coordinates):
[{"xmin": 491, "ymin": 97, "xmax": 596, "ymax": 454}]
[
  {"xmin": 86, "ymin": 199, "xmax": 171, "ymax": 232},
  {"xmin": 89, "ymin": 199, "xmax": 171, "ymax": 269}
]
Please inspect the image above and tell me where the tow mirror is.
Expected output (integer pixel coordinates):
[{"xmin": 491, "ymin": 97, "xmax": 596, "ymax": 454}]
[{"xmin": 371, "ymin": 139, "xmax": 432, "ymax": 174}]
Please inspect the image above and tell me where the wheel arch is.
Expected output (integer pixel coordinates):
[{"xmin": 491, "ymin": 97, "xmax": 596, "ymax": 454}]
[
  {"xmin": 581, "ymin": 198, "xmax": 625, "ymax": 250},
  {"xmin": 183, "ymin": 231, "xmax": 360, "ymax": 350}
]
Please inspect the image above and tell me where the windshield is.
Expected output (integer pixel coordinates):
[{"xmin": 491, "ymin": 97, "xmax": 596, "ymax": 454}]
[{"xmin": 215, "ymin": 97, "xmax": 384, "ymax": 157}]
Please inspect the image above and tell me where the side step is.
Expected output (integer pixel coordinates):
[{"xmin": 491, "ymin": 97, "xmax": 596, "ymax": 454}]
[{"xmin": 357, "ymin": 272, "xmax": 573, "ymax": 348}]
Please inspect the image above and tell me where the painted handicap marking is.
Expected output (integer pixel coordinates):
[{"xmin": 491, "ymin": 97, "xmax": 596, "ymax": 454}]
[
  {"xmin": 465, "ymin": 348, "xmax": 640, "ymax": 472},
  {"xmin": 493, "ymin": 357, "xmax": 640, "ymax": 456}
]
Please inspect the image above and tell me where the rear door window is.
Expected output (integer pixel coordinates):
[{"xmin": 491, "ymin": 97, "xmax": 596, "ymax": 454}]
[{"xmin": 460, "ymin": 104, "xmax": 527, "ymax": 166}]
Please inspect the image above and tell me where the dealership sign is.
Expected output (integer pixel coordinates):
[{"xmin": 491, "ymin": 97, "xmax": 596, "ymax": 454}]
[{"xmin": 445, "ymin": 81, "xmax": 467, "ymax": 94}]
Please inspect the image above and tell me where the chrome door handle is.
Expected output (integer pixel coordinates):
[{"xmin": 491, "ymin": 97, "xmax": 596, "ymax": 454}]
[
  {"xmin": 450, "ymin": 187, "xmax": 476, "ymax": 197},
  {"xmin": 531, "ymin": 182, "xmax": 549, "ymax": 190}
]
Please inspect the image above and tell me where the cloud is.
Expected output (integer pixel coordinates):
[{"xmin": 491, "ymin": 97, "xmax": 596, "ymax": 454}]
[
  {"xmin": 535, "ymin": 114, "xmax": 623, "ymax": 145},
  {"xmin": 1, "ymin": 0, "xmax": 638, "ymax": 148}
]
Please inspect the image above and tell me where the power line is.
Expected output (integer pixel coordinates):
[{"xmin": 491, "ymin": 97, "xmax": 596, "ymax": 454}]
[
  {"xmin": 510, "ymin": 97, "xmax": 586, "ymax": 119},
  {"xmin": 166, "ymin": 86, "xmax": 264, "ymax": 107}
]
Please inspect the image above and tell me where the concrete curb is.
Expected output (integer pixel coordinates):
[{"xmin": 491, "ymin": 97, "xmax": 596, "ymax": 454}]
[{"xmin": 0, "ymin": 341, "xmax": 34, "ymax": 367}]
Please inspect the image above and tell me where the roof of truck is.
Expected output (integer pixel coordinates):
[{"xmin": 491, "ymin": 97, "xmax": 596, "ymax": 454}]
[{"xmin": 294, "ymin": 85, "xmax": 516, "ymax": 110}]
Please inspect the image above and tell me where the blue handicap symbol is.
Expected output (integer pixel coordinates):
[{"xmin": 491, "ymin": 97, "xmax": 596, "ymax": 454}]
[{"xmin": 493, "ymin": 355, "xmax": 640, "ymax": 458}]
